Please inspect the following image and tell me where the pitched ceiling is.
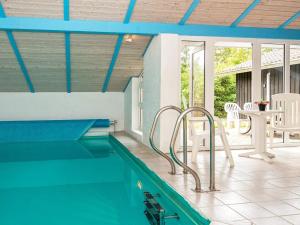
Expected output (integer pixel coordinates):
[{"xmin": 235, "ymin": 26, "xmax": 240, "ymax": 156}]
[{"xmin": 0, "ymin": 0, "xmax": 299, "ymax": 92}]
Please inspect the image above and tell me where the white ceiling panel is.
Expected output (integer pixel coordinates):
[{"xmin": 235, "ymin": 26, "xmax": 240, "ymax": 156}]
[
  {"xmin": 108, "ymin": 35, "xmax": 150, "ymax": 91},
  {"xmin": 71, "ymin": 34, "xmax": 116, "ymax": 92},
  {"xmin": 287, "ymin": 16, "xmax": 300, "ymax": 29},
  {"xmin": 1, "ymin": 0, "xmax": 63, "ymax": 18},
  {"xmin": 131, "ymin": 0, "xmax": 193, "ymax": 23},
  {"xmin": 239, "ymin": 0, "xmax": 300, "ymax": 28},
  {"xmin": 187, "ymin": 0, "xmax": 253, "ymax": 26},
  {"xmin": 13, "ymin": 32, "xmax": 66, "ymax": 92},
  {"xmin": 0, "ymin": 31, "xmax": 28, "ymax": 92},
  {"xmin": 70, "ymin": 0, "xmax": 130, "ymax": 21}
]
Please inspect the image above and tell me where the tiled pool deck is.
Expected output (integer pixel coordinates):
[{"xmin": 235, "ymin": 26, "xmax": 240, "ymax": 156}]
[{"xmin": 114, "ymin": 132, "xmax": 300, "ymax": 225}]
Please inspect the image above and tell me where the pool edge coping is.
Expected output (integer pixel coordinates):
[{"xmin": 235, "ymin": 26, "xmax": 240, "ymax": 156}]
[{"xmin": 109, "ymin": 134, "xmax": 211, "ymax": 225}]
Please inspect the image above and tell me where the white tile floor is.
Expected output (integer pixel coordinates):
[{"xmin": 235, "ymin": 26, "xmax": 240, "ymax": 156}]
[{"xmin": 114, "ymin": 132, "xmax": 300, "ymax": 225}]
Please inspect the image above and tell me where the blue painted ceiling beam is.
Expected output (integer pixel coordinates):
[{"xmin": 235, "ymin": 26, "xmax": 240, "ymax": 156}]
[
  {"xmin": 64, "ymin": 0, "xmax": 70, "ymax": 21},
  {"xmin": 279, "ymin": 11, "xmax": 300, "ymax": 29},
  {"xmin": 179, "ymin": 0, "xmax": 200, "ymax": 25},
  {"xmin": 123, "ymin": 76, "xmax": 133, "ymax": 92},
  {"xmin": 123, "ymin": 0, "xmax": 136, "ymax": 24},
  {"xmin": 0, "ymin": 17, "xmax": 300, "ymax": 40},
  {"xmin": 102, "ymin": 0, "xmax": 136, "ymax": 92},
  {"xmin": 231, "ymin": 0, "xmax": 261, "ymax": 27},
  {"xmin": 102, "ymin": 35, "xmax": 124, "ymax": 92},
  {"xmin": 0, "ymin": 4, "xmax": 35, "ymax": 92},
  {"xmin": 64, "ymin": 0, "xmax": 71, "ymax": 93},
  {"xmin": 65, "ymin": 33, "xmax": 71, "ymax": 93}
]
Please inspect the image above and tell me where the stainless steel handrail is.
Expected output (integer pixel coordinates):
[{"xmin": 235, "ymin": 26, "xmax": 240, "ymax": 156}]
[
  {"xmin": 169, "ymin": 107, "xmax": 216, "ymax": 192},
  {"xmin": 149, "ymin": 105, "xmax": 188, "ymax": 175}
]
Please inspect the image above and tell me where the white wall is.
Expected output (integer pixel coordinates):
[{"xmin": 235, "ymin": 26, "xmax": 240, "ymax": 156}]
[
  {"xmin": 131, "ymin": 77, "xmax": 140, "ymax": 132},
  {"xmin": 159, "ymin": 34, "xmax": 181, "ymax": 151},
  {"xmin": 124, "ymin": 78, "xmax": 143, "ymax": 141},
  {"xmin": 0, "ymin": 92, "xmax": 124, "ymax": 131},
  {"xmin": 143, "ymin": 34, "xmax": 181, "ymax": 152},
  {"xmin": 124, "ymin": 81, "xmax": 133, "ymax": 133},
  {"xmin": 143, "ymin": 35, "xmax": 162, "ymax": 147}
]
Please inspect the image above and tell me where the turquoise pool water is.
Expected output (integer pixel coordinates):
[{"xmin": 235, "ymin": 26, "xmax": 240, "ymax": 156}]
[{"xmin": 0, "ymin": 136, "xmax": 209, "ymax": 225}]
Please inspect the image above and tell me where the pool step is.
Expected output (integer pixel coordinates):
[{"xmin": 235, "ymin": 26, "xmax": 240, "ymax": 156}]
[
  {"xmin": 0, "ymin": 157, "xmax": 124, "ymax": 189},
  {"xmin": 0, "ymin": 140, "xmax": 115, "ymax": 163}
]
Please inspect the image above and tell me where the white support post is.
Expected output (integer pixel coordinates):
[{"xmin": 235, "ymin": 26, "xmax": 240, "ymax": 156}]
[
  {"xmin": 284, "ymin": 44, "xmax": 290, "ymax": 93},
  {"xmin": 205, "ymin": 40, "xmax": 215, "ymax": 115},
  {"xmin": 284, "ymin": 44, "xmax": 291, "ymax": 143},
  {"xmin": 143, "ymin": 34, "xmax": 181, "ymax": 152},
  {"xmin": 204, "ymin": 41, "xmax": 215, "ymax": 148},
  {"xmin": 251, "ymin": 43, "xmax": 261, "ymax": 146},
  {"xmin": 252, "ymin": 43, "xmax": 262, "ymax": 103},
  {"xmin": 159, "ymin": 34, "xmax": 181, "ymax": 152}
]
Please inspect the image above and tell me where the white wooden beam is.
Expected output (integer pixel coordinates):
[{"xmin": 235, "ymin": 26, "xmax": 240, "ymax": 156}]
[
  {"xmin": 284, "ymin": 44, "xmax": 291, "ymax": 93},
  {"xmin": 252, "ymin": 42, "xmax": 262, "ymax": 102},
  {"xmin": 205, "ymin": 40, "xmax": 215, "ymax": 115}
]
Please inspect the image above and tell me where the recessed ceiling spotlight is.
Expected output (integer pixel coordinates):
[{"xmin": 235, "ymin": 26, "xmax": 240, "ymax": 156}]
[{"xmin": 124, "ymin": 35, "xmax": 134, "ymax": 43}]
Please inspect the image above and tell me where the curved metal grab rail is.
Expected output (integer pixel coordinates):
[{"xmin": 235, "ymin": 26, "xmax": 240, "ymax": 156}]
[
  {"xmin": 149, "ymin": 105, "xmax": 183, "ymax": 175},
  {"xmin": 169, "ymin": 107, "xmax": 216, "ymax": 192}
]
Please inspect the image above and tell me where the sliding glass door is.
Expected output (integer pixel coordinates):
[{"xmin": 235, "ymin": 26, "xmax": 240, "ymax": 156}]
[
  {"xmin": 191, "ymin": 47, "xmax": 205, "ymax": 112},
  {"xmin": 180, "ymin": 41, "xmax": 205, "ymax": 146},
  {"xmin": 214, "ymin": 42, "xmax": 252, "ymax": 147},
  {"xmin": 181, "ymin": 41, "xmax": 205, "ymax": 112}
]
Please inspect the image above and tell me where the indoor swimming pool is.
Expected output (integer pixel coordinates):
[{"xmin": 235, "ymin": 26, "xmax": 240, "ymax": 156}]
[{"xmin": 0, "ymin": 136, "xmax": 209, "ymax": 225}]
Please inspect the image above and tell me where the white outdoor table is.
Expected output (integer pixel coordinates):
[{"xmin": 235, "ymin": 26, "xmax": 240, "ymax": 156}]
[{"xmin": 239, "ymin": 110, "xmax": 284, "ymax": 163}]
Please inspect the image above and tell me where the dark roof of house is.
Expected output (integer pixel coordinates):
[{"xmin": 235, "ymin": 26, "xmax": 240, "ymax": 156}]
[{"xmin": 218, "ymin": 48, "xmax": 300, "ymax": 75}]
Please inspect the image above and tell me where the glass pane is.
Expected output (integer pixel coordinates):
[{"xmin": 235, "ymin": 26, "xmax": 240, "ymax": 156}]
[
  {"xmin": 180, "ymin": 45, "xmax": 190, "ymax": 110},
  {"xmin": 290, "ymin": 45, "xmax": 300, "ymax": 94},
  {"xmin": 214, "ymin": 42, "xmax": 252, "ymax": 147},
  {"xmin": 192, "ymin": 48, "xmax": 205, "ymax": 109},
  {"xmin": 261, "ymin": 44, "xmax": 284, "ymax": 144},
  {"xmin": 261, "ymin": 44, "xmax": 284, "ymax": 108},
  {"xmin": 289, "ymin": 45, "xmax": 300, "ymax": 143},
  {"xmin": 181, "ymin": 41, "xmax": 205, "ymax": 118},
  {"xmin": 181, "ymin": 42, "xmax": 205, "ymax": 111},
  {"xmin": 180, "ymin": 41, "xmax": 205, "ymax": 146}
]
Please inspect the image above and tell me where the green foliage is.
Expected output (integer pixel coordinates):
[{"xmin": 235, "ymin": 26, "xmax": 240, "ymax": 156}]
[
  {"xmin": 181, "ymin": 46, "xmax": 251, "ymax": 117},
  {"xmin": 214, "ymin": 75, "xmax": 236, "ymax": 118},
  {"xmin": 215, "ymin": 47, "xmax": 252, "ymax": 75},
  {"xmin": 181, "ymin": 48, "xmax": 190, "ymax": 109},
  {"xmin": 214, "ymin": 47, "xmax": 251, "ymax": 117},
  {"xmin": 193, "ymin": 62, "xmax": 204, "ymax": 108}
]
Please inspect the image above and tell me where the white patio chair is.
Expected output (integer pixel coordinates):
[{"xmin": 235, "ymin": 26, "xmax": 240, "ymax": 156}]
[
  {"xmin": 240, "ymin": 102, "xmax": 253, "ymax": 135},
  {"xmin": 224, "ymin": 103, "xmax": 241, "ymax": 131},
  {"xmin": 189, "ymin": 116, "xmax": 234, "ymax": 168},
  {"xmin": 243, "ymin": 102, "xmax": 253, "ymax": 111},
  {"xmin": 269, "ymin": 93, "xmax": 300, "ymax": 148}
]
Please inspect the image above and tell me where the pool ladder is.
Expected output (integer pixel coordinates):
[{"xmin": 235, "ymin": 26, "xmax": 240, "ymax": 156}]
[{"xmin": 149, "ymin": 106, "xmax": 216, "ymax": 192}]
